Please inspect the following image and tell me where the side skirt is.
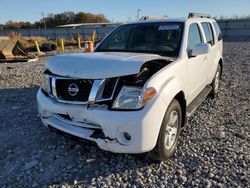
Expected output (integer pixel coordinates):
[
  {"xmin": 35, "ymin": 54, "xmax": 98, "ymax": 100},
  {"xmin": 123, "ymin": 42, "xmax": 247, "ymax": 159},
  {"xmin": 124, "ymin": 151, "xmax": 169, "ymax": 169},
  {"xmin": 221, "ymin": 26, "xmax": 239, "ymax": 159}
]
[{"xmin": 186, "ymin": 85, "xmax": 212, "ymax": 118}]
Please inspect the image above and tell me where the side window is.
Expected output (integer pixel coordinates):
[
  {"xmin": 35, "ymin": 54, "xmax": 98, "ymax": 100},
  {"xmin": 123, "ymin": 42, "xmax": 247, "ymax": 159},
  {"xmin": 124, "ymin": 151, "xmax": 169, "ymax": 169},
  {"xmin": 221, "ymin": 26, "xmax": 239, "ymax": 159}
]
[
  {"xmin": 212, "ymin": 22, "xmax": 222, "ymax": 41},
  {"xmin": 201, "ymin": 22, "xmax": 215, "ymax": 45},
  {"xmin": 187, "ymin": 23, "xmax": 202, "ymax": 55}
]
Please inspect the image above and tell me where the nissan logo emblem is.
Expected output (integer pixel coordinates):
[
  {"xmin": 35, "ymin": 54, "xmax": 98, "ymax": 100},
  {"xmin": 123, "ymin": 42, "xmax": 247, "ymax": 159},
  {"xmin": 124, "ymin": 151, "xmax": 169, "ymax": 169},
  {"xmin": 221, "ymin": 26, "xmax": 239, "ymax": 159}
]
[{"xmin": 68, "ymin": 83, "xmax": 79, "ymax": 96}]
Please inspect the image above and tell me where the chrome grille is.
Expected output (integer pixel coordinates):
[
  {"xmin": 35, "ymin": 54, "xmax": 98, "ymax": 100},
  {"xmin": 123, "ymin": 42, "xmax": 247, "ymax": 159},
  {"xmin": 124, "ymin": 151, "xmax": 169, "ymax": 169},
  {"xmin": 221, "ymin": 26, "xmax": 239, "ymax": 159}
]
[
  {"xmin": 49, "ymin": 76, "xmax": 118, "ymax": 104},
  {"xmin": 56, "ymin": 79, "xmax": 93, "ymax": 102}
]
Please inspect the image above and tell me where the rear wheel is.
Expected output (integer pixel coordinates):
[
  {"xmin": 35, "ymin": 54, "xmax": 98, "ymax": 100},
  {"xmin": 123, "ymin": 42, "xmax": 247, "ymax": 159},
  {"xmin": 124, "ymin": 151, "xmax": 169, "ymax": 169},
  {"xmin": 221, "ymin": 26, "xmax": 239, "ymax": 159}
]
[
  {"xmin": 148, "ymin": 99, "xmax": 182, "ymax": 161},
  {"xmin": 210, "ymin": 64, "xmax": 221, "ymax": 99}
]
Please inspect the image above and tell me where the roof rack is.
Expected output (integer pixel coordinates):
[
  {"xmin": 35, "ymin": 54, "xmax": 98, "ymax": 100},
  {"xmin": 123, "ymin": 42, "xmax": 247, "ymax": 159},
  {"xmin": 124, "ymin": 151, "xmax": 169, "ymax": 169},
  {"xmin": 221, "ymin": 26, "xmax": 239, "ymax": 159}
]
[
  {"xmin": 188, "ymin": 12, "xmax": 211, "ymax": 19},
  {"xmin": 139, "ymin": 16, "xmax": 168, "ymax": 21}
]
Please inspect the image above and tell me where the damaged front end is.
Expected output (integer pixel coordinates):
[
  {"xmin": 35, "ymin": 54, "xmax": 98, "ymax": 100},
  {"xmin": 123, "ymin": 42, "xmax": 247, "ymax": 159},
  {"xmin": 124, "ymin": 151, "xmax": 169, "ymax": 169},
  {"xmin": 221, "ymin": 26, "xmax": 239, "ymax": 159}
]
[
  {"xmin": 38, "ymin": 58, "xmax": 173, "ymax": 152},
  {"xmin": 42, "ymin": 58, "xmax": 172, "ymax": 109}
]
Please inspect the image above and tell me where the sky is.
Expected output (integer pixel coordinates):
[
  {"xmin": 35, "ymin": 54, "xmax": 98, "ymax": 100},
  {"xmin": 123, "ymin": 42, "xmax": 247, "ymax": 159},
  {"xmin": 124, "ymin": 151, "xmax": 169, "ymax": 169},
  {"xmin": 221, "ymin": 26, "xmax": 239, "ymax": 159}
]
[{"xmin": 0, "ymin": 0, "xmax": 250, "ymax": 24}]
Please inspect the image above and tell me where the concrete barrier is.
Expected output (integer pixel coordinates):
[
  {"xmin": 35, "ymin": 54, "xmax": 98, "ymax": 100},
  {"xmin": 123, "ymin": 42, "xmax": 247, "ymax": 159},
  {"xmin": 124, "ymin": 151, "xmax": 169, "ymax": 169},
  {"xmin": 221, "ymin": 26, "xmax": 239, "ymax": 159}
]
[{"xmin": 217, "ymin": 20, "xmax": 250, "ymax": 41}]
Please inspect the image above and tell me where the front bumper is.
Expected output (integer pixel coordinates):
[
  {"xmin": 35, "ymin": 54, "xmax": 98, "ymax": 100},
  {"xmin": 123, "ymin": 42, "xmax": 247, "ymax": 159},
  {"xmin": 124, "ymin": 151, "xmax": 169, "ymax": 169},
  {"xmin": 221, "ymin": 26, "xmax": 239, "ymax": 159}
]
[{"xmin": 37, "ymin": 89, "xmax": 166, "ymax": 153}]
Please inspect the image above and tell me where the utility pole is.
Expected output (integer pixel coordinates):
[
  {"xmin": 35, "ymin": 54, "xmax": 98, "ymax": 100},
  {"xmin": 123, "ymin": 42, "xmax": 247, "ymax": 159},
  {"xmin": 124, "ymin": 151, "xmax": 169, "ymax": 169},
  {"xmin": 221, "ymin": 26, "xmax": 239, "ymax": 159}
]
[
  {"xmin": 42, "ymin": 12, "xmax": 47, "ymax": 29},
  {"xmin": 137, "ymin": 9, "xmax": 141, "ymax": 20}
]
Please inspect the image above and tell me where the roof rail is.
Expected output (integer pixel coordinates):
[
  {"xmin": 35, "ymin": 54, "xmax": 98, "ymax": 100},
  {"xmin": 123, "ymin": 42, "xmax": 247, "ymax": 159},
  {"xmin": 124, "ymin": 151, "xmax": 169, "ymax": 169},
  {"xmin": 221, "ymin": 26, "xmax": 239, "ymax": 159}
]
[
  {"xmin": 188, "ymin": 12, "xmax": 211, "ymax": 19},
  {"xmin": 139, "ymin": 16, "xmax": 168, "ymax": 21}
]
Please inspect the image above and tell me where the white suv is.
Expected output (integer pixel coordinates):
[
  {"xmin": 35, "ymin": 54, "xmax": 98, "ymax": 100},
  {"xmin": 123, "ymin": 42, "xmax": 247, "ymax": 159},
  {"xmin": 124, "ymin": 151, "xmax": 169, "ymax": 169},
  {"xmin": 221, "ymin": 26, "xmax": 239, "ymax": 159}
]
[{"xmin": 37, "ymin": 13, "xmax": 223, "ymax": 161}]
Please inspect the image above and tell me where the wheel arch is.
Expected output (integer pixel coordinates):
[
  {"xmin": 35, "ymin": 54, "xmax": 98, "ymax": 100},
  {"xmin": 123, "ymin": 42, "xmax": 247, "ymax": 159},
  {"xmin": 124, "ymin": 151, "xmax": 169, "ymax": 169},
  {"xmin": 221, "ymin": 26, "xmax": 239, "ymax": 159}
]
[
  {"xmin": 219, "ymin": 58, "xmax": 223, "ymax": 78},
  {"xmin": 173, "ymin": 91, "xmax": 186, "ymax": 127},
  {"xmin": 157, "ymin": 77, "xmax": 187, "ymax": 128}
]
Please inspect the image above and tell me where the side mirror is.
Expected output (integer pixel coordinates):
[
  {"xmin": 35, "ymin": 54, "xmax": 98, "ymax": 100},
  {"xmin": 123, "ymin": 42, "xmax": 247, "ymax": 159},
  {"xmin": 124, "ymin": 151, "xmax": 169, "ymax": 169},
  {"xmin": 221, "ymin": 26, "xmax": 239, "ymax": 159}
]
[{"xmin": 191, "ymin": 43, "xmax": 211, "ymax": 57}]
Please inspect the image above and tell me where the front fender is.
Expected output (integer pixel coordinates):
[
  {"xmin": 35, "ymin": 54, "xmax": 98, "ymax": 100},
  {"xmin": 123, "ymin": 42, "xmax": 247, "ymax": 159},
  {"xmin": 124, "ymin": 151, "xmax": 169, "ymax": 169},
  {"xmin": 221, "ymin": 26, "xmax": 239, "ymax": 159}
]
[{"xmin": 160, "ymin": 77, "xmax": 184, "ymax": 107}]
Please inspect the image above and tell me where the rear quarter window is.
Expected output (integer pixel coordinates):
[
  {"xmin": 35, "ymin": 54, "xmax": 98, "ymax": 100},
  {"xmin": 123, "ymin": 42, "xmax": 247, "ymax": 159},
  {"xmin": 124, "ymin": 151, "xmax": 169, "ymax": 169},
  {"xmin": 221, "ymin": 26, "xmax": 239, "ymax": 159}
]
[
  {"xmin": 212, "ymin": 22, "xmax": 222, "ymax": 41},
  {"xmin": 201, "ymin": 22, "xmax": 215, "ymax": 45}
]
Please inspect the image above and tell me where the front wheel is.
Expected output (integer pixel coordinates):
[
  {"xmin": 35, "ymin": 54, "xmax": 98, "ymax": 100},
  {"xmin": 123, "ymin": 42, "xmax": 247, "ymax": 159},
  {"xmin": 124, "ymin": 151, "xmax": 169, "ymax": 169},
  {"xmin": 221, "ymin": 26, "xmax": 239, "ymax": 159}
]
[{"xmin": 148, "ymin": 99, "xmax": 182, "ymax": 161}]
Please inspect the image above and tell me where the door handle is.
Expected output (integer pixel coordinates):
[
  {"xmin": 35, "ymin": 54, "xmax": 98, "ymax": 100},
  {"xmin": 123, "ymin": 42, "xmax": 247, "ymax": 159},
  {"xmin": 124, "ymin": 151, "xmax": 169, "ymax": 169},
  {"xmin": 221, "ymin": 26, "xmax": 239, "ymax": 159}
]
[{"xmin": 203, "ymin": 57, "xmax": 207, "ymax": 62}]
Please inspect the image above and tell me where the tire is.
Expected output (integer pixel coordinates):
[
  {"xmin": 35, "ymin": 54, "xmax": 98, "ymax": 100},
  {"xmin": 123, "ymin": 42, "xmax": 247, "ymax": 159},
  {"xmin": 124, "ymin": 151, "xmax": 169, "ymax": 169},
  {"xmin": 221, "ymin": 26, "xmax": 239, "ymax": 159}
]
[
  {"xmin": 209, "ymin": 64, "xmax": 221, "ymax": 99},
  {"xmin": 148, "ymin": 99, "xmax": 182, "ymax": 161}
]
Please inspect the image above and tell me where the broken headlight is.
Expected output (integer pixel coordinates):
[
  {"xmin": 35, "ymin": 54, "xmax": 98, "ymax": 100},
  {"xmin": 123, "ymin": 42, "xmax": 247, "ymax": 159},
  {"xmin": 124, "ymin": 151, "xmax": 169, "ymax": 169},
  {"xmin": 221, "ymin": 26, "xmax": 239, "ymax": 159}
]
[
  {"xmin": 112, "ymin": 86, "xmax": 156, "ymax": 110},
  {"xmin": 41, "ymin": 74, "xmax": 50, "ymax": 93}
]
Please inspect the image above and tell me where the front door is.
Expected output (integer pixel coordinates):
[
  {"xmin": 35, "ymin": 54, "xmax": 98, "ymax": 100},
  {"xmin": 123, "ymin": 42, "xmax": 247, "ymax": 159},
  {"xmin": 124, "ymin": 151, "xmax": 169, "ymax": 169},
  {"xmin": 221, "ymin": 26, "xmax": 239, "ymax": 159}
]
[{"xmin": 186, "ymin": 23, "xmax": 208, "ymax": 103}]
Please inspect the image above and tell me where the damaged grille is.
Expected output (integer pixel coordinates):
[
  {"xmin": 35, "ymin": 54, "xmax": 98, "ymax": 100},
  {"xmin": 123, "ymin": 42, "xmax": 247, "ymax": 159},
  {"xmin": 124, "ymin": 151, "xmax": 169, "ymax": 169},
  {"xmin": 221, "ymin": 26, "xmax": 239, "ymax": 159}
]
[
  {"xmin": 50, "ymin": 76, "xmax": 119, "ymax": 104},
  {"xmin": 102, "ymin": 78, "xmax": 118, "ymax": 99},
  {"xmin": 56, "ymin": 79, "xmax": 93, "ymax": 102}
]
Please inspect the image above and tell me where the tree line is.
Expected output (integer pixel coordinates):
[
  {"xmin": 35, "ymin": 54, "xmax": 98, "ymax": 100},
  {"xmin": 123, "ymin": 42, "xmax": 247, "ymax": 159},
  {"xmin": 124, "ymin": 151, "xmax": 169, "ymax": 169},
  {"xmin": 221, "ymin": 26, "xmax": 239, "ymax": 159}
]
[
  {"xmin": 1, "ymin": 13, "xmax": 250, "ymax": 30},
  {"xmin": 1, "ymin": 11, "xmax": 110, "ymax": 29}
]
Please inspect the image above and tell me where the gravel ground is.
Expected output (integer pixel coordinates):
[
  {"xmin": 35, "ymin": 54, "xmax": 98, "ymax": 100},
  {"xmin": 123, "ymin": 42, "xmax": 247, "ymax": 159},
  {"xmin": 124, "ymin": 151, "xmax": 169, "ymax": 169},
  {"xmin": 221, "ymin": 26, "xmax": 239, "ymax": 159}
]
[{"xmin": 0, "ymin": 42, "xmax": 249, "ymax": 188}]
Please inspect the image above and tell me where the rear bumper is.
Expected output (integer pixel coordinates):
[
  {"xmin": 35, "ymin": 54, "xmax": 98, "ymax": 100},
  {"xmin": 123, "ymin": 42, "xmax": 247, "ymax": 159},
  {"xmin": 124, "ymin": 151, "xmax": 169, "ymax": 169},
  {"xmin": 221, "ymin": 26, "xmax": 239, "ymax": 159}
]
[{"xmin": 37, "ymin": 88, "xmax": 166, "ymax": 153}]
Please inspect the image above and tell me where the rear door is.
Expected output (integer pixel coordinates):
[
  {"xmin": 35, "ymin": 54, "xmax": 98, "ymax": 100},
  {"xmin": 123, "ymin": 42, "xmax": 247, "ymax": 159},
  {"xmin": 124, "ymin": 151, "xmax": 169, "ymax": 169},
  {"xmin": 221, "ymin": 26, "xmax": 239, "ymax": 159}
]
[
  {"xmin": 201, "ymin": 22, "xmax": 217, "ymax": 81},
  {"xmin": 186, "ymin": 23, "xmax": 208, "ymax": 102}
]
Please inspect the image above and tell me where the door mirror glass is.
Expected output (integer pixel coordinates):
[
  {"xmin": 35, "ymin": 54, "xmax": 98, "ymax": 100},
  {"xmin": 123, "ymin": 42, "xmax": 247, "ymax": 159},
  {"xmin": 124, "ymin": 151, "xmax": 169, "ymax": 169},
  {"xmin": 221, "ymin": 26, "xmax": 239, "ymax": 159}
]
[{"xmin": 191, "ymin": 43, "xmax": 211, "ymax": 57}]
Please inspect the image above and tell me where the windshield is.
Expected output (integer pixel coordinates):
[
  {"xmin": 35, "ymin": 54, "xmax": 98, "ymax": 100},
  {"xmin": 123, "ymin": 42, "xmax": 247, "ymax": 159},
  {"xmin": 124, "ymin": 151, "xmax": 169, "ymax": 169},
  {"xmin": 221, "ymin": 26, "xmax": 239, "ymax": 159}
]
[{"xmin": 96, "ymin": 22, "xmax": 184, "ymax": 57}]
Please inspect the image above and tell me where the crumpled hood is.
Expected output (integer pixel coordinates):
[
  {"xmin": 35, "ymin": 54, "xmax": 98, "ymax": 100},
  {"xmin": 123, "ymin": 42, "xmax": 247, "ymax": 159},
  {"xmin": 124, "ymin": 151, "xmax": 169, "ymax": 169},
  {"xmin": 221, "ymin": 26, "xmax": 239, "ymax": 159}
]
[{"xmin": 47, "ymin": 52, "xmax": 169, "ymax": 79}]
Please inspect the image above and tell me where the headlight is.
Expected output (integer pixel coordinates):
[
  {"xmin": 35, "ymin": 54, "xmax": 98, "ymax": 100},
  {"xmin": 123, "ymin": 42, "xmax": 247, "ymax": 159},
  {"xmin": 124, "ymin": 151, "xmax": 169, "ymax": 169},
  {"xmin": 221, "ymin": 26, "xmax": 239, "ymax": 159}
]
[
  {"xmin": 112, "ymin": 86, "xmax": 156, "ymax": 110},
  {"xmin": 41, "ymin": 74, "xmax": 50, "ymax": 93}
]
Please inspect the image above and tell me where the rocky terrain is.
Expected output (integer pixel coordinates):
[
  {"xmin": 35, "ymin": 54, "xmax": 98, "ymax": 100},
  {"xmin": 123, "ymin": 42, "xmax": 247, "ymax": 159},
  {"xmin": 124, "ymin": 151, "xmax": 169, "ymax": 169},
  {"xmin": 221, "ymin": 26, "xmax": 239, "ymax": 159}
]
[{"xmin": 0, "ymin": 42, "xmax": 249, "ymax": 187}]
